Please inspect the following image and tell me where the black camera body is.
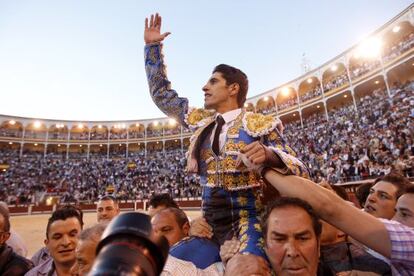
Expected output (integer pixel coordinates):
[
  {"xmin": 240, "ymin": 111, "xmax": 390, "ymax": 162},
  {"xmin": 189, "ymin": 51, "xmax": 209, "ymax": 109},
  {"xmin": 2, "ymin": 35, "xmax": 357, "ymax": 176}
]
[{"xmin": 90, "ymin": 212, "xmax": 169, "ymax": 276}]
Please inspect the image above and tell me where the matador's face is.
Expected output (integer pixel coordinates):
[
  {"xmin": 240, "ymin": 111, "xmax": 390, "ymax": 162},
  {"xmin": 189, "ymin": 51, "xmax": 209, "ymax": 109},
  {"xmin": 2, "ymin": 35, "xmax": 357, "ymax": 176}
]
[{"xmin": 202, "ymin": 72, "xmax": 234, "ymax": 113}]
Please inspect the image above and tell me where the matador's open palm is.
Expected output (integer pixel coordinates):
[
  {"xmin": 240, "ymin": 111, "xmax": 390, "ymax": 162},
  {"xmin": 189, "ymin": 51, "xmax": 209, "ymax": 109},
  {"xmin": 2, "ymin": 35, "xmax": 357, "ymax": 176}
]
[{"xmin": 144, "ymin": 13, "xmax": 171, "ymax": 44}]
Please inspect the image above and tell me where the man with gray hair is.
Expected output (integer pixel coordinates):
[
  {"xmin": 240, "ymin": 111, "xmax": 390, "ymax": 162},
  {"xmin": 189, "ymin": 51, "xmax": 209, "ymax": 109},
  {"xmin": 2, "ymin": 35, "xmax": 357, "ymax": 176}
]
[
  {"xmin": 70, "ymin": 223, "xmax": 107, "ymax": 276},
  {"xmin": 0, "ymin": 201, "xmax": 28, "ymax": 257}
]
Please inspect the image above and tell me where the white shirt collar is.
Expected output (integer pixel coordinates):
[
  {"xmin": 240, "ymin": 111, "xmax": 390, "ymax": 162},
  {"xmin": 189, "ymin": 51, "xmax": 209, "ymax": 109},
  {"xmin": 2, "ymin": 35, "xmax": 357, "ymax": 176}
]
[{"xmin": 216, "ymin": 108, "xmax": 242, "ymax": 124}]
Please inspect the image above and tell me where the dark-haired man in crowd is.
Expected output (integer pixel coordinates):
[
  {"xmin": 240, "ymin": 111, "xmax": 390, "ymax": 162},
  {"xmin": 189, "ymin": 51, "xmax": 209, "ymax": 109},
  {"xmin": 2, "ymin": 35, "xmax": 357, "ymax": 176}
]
[
  {"xmin": 0, "ymin": 205, "xmax": 33, "ymax": 275},
  {"xmin": 364, "ymin": 173, "xmax": 411, "ymax": 219},
  {"xmin": 144, "ymin": 13, "xmax": 309, "ymax": 265},
  {"xmin": 31, "ymin": 205, "xmax": 84, "ymax": 267},
  {"xmin": 393, "ymin": 184, "xmax": 414, "ymax": 227},
  {"xmin": 26, "ymin": 207, "xmax": 83, "ymax": 276},
  {"xmin": 147, "ymin": 193, "xmax": 179, "ymax": 217},
  {"xmin": 96, "ymin": 195, "xmax": 120, "ymax": 223}
]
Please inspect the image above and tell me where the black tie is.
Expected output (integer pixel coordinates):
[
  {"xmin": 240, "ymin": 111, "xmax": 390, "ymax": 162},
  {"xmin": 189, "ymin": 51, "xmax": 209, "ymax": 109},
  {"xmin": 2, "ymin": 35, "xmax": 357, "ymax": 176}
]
[{"xmin": 212, "ymin": 115, "xmax": 225, "ymax": 156}]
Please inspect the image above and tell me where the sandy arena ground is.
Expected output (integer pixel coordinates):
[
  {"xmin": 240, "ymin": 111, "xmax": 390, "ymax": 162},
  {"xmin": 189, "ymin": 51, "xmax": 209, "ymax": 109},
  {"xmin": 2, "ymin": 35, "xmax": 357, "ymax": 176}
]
[{"xmin": 11, "ymin": 210, "xmax": 201, "ymax": 258}]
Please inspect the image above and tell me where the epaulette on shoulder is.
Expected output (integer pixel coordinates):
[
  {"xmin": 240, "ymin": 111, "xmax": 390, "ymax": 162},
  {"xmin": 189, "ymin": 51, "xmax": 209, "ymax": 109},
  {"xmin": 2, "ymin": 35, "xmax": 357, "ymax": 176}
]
[
  {"xmin": 184, "ymin": 107, "xmax": 215, "ymax": 130},
  {"xmin": 242, "ymin": 112, "xmax": 278, "ymax": 137}
]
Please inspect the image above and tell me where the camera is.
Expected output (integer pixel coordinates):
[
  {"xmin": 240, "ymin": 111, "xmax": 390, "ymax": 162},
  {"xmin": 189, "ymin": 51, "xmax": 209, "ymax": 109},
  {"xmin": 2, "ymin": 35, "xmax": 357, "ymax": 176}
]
[{"xmin": 89, "ymin": 212, "xmax": 169, "ymax": 276}]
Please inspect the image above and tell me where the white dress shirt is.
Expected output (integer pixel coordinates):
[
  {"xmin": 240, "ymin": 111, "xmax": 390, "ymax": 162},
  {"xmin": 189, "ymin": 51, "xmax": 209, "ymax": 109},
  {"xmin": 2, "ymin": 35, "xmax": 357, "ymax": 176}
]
[{"xmin": 211, "ymin": 108, "xmax": 242, "ymax": 153}]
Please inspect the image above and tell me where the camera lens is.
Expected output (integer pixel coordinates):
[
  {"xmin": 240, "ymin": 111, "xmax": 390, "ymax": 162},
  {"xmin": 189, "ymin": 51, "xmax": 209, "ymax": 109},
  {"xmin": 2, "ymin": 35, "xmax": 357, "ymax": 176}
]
[{"xmin": 90, "ymin": 212, "xmax": 169, "ymax": 276}]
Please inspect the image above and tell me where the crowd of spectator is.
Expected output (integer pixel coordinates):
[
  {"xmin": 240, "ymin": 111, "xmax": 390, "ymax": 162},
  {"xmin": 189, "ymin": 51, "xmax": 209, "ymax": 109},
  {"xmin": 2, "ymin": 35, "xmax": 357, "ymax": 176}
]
[
  {"xmin": 383, "ymin": 32, "xmax": 414, "ymax": 63},
  {"xmin": 285, "ymin": 81, "xmax": 414, "ymax": 183},
  {"xmin": 349, "ymin": 59, "xmax": 381, "ymax": 80},
  {"xmin": 323, "ymin": 72, "xmax": 349, "ymax": 92},
  {"xmin": 277, "ymin": 95, "xmax": 298, "ymax": 110},
  {"xmin": 300, "ymin": 86, "xmax": 322, "ymax": 103},
  {"xmin": 1, "ymin": 81, "xmax": 413, "ymax": 204},
  {"xmin": 0, "ymin": 150, "xmax": 200, "ymax": 205}
]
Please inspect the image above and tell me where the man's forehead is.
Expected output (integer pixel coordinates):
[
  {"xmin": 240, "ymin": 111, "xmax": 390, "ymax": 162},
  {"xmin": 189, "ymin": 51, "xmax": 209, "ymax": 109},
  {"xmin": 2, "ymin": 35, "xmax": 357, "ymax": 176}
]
[
  {"xmin": 397, "ymin": 194, "xmax": 414, "ymax": 210},
  {"xmin": 208, "ymin": 72, "xmax": 224, "ymax": 80},
  {"xmin": 268, "ymin": 207, "xmax": 314, "ymax": 234},
  {"xmin": 77, "ymin": 239, "xmax": 97, "ymax": 254},
  {"xmin": 49, "ymin": 217, "xmax": 81, "ymax": 232},
  {"xmin": 97, "ymin": 200, "xmax": 116, "ymax": 207},
  {"xmin": 152, "ymin": 211, "xmax": 176, "ymax": 226},
  {"xmin": 372, "ymin": 181, "xmax": 398, "ymax": 194}
]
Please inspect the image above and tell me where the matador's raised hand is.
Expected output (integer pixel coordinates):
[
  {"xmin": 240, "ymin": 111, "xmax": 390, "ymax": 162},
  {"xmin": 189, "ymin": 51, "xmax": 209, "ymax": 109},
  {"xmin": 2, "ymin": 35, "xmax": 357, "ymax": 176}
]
[{"xmin": 144, "ymin": 13, "xmax": 171, "ymax": 44}]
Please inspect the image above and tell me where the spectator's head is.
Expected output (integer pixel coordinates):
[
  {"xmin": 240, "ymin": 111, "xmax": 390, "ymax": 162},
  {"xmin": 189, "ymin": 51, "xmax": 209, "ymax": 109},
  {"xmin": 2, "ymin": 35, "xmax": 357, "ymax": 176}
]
[
  {"xmin": 59, "ymin": 204, "xmax": 84, "ymax": 228},
  {"xmin": 151, "ymin": 207, "xmax": 189, "ymax": 246},
  {"xmin": 355, "ymin": 182, "xmax": 373, "ymax": 208},
  {"xmin": 0, "ymin": 205, "xmax": 10, "ymax": 246},
  {"xmin": 70, "ymin": 223, "xmax": 107, "ymax": 276},
  {"xmin": 261, "ymin": 197, "xmax": 321, "ymax": 276},
  {"xmin": 365, "ymin": 173, "xmax": 411, "ymax": 219},
  {"xmin": 202, "ymin": 64, "xmax": 248, "ymax": 111},
  {"xmin": 393, "ymin": 185, "xmax": 414, "ymax": 227},
  {"xmin": 45, "ymin": 207, "xmax": 83, "ymax": 270},
  {"xmin": 148, "ymin": 193, "xmax": 179, "ymax": 217},
  {"xmin": 97, "ymin": 195, "xmax": 120, "ymax": 223}
]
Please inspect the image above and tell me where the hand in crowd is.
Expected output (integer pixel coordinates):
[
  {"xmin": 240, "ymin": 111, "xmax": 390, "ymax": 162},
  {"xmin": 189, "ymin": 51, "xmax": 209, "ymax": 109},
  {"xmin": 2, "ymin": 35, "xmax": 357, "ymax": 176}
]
[
  {"xmin": 220, "ymin": 238, "xmax": 240, "ymax": 264},
  {"xmin": 224, "ymin": 254, "xmax": 271, "ymax": 276},
  {"xmin": 189, "ymin": 216, "xmax": 213, "ymax": 238}
]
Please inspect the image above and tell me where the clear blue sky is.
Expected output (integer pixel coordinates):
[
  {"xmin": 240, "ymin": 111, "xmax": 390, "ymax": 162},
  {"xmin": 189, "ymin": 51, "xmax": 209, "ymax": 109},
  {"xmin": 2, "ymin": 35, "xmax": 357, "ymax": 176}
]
[{"xmin": 0, "ymin": 1, "xmax": 411, "ymax": 121}]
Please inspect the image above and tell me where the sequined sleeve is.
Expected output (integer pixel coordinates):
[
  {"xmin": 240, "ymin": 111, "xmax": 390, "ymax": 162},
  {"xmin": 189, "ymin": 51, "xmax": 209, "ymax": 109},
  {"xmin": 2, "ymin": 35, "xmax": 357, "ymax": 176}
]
[
  {"xmin": 144, "ymin": 43, "xmax": 189, "ymax": 127},
  {"xmin": 263, "ymin": 128, "xmax": 311, "ymax": 179}
]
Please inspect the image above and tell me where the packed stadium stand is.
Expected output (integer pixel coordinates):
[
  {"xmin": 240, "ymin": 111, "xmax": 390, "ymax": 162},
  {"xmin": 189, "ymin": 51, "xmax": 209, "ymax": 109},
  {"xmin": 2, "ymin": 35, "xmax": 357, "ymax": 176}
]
[{"xmin": 0, "ymin": 6, "xmax": 413, "ymax": 206}]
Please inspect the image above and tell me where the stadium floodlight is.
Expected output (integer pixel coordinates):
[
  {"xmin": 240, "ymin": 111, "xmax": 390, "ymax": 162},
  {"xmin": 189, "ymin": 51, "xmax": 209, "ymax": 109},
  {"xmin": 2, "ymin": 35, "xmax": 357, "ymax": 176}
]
[
  {"xmin": 9, "ymin": 120, "xmax": 16, "ymax": 125},
  {"xmin": 34, "ymin": 121, "xmax": 42, "ymax": 129},
  {"xmin": 282, "ymin": 87, "xmax": 290, "ymax": 96},
  {"xmin": 331, "ymin": 65, "xmax": 338, "ymax": 72},
  {"xmin": 307, "ymin": 78, "xmax": 313, "ymax": 84},
  {"xmin": 355, "ymin": 37, "xmax": 382, "ymax": 59},
  {"xmin": 392, "ymin": 25, "xmax": 400, "ymax": 33}
]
